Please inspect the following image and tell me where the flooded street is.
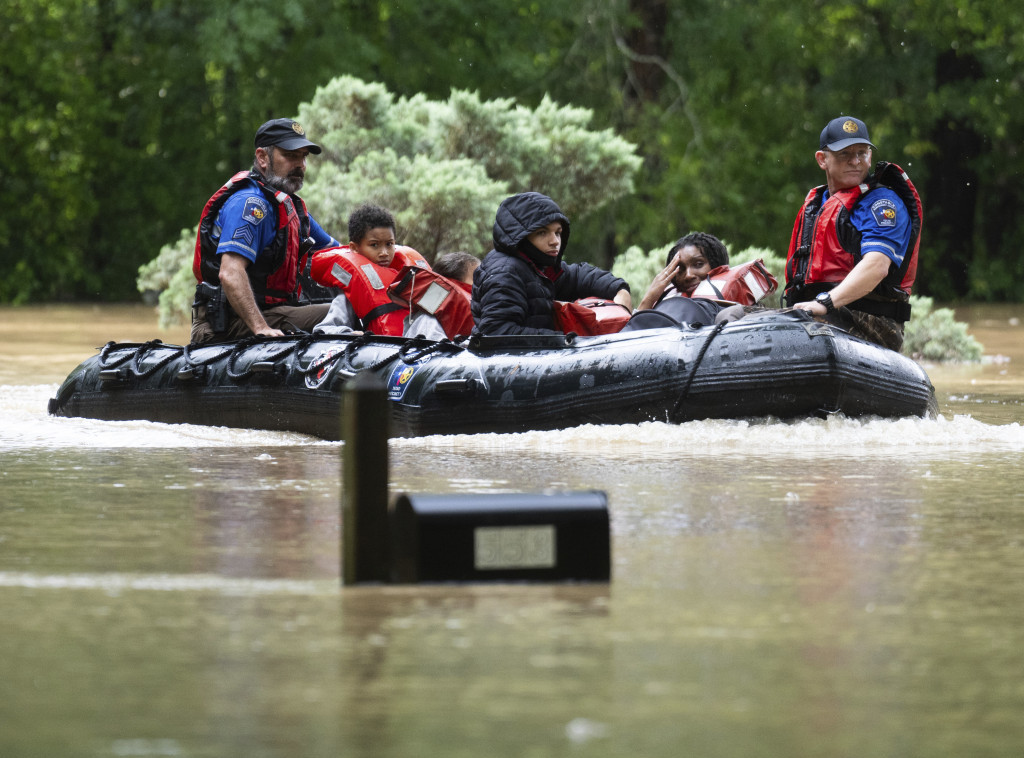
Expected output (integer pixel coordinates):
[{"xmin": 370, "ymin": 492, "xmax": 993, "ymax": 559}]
[{"xmin": 2, "ymin": 304, "xmax": 1023, "ymax": 757}]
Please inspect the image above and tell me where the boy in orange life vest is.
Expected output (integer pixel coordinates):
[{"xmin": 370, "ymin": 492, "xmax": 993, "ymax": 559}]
[
  {"xmin": 635, "ymin": 232, "xmax": 731, "ymax": 325},
  {"xmin": 310, "ymin": 204, "xmax": 430, "ymax": 335}
]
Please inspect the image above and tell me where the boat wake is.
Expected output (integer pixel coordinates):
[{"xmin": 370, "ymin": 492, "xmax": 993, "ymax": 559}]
[
  {"xmin": 5, "ymin": 383, "xmax": 1022, "ymax": 456},
  {"xmin": 3, "ymin": 384, "xmax": 326, "ymax": 449},
  {"xmin": 398, "ymin": 412, "xmax": 1024, "ymax": 460}
]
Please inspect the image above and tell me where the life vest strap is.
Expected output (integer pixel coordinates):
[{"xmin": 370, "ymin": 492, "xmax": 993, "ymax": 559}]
[{"xmin": 363, "ymin": 302, "xmax": 405, "ymax": 327}]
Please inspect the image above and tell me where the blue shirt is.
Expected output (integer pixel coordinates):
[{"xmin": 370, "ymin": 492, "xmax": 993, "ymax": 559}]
[
  {"xmin": 211, "ymin": 181, "xmax": 337, "ymax": 263},
  {"xmin": 823, "ymin": 186, "xmax": 912, "ymax": 267}
]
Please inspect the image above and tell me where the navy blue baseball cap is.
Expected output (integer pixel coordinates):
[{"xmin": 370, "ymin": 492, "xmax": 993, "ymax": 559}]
[
  {"xmin": 819, "ymin": 116, "xmax": 875, "ymax": 151},
  {"xmin": 254, "ymin": 118, "xmax": 322, "ymax": 154}
]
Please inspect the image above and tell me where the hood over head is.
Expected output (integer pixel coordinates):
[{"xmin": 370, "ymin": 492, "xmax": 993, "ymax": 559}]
[{"xmin": 492, "ymin": 192, "xmax": 571, "ymax": 266}]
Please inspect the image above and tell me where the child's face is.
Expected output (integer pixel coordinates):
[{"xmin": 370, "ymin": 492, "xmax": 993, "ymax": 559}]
[
  {"xmin": 670, "ymin": 245, "xmax": 714, "ymax": 296},
  {"xmin": 526, "ymin": 222, "xmax": 563, "ymax": 257},
  {"xmin": 351, "ymin": 227, "xmax": 397, "ymax": 266}
]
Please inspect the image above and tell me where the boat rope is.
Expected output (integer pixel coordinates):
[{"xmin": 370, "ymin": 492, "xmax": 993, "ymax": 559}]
[
  {"xmin": 180, "ymin": 341, "xmax": 237, "ymax": 370},
  {"xmin": 338, "ymin": 334, "xmax": 465, "ymax": 375},
  {"xmin": 128, "ymin": 340, "xmax": 184, "ymax": 379},
  {"xmin": 98, "ymin": 341, "xmax": 142, "ymax": 370},
  {"xmin": 98, "ymin": 339, "xmax": 184, "ymax": 379},
  {"xmin": 397, "ymin": 338, "xmax": 464, "ymax": 364},
  {"xmin": 226, "ymin": 335, "xmax": 315, "ymax": 381},
  {"xmin": 340, "ymin": 333, "xmax": 389, "ymax": 373},
  {"xmin": 669, "ymin": 321, "xmax": 728, "ymax": 423}
]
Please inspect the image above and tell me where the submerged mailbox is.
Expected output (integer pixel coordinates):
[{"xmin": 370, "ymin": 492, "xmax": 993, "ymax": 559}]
[{"xmin": 389, "ymin": 491, "xmax": 611, "ymax": 584}]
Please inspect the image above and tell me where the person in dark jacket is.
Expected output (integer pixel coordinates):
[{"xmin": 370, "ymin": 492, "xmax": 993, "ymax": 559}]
[{"xmin": 471, "ymin": 192, "xmax": 631, "ymax": 336}]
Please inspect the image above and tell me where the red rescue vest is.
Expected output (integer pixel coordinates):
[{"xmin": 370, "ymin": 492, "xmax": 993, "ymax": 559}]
[
  {"xmin": 552, "ymin": 298, "xmax": 632, "ymax": 336},
  {"xmin": 193, "ymin": 170, "xmax": 310, "ymax": 306},
  {"xmin": 387, "ymin": 266, "xmax": 475, "ymax": 340},
  {"xmin": 690, "ymin": 259, "xmax": 778, "ymax": 305},
  {"xmin": 310, "ymin": 245, "xmax": 430, "ymax": 335},
  {"xmin": 785, "ymin": 162, "xmax": 922, "ymax": 318}
]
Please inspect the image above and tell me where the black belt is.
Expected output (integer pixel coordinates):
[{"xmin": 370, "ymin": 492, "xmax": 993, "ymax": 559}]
[
  {"xmin": 846, "ymin": 297, "xmax": 912, "ymax": 322},
  {"xmin": 785, "ymin": 285, "xmax": 911, "ymax": 322}
]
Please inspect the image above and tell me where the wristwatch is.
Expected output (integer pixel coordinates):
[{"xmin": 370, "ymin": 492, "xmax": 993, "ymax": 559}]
[{"xmin": 814, "ymin": 291, "xmax": 837, "ymax": 314}]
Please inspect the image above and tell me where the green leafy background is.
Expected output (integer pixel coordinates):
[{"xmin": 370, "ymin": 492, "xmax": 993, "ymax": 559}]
[{"xmin": 5, "ymin": 0, "xmax": 1022, "ymax": 311}]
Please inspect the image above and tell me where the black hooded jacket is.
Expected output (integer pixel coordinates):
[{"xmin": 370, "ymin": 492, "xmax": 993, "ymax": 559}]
[{"xmin": 471, "ymin": 192, "xmax": 629, "ymax": 336}]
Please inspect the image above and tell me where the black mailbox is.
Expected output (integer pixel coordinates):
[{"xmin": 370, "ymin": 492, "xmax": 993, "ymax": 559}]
[{"xmin": 390, "ymin": 491, "xmax": 611, "ymax": 584}]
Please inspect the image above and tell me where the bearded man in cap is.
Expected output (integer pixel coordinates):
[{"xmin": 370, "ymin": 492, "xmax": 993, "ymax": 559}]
[
  {"xmin": 783, "ymin": 116, "xmax": 923, "ymax": 352},
  {"xmin": 190, "ymin": 118, "xmax": 342, "ymax": 343}
]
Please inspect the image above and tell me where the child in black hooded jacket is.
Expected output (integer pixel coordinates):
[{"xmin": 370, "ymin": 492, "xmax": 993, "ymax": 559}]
[{"xmin": 471, "ymin": 192, "xmax": 631, "ymax": 336}]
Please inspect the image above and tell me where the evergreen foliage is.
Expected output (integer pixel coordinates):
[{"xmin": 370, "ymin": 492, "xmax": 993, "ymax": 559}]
[
  {"xmin": 139, "ymin": 76, "xmax": 642, "ymax": 326},
  {"xmin": 903, "ymin": 296, "xmax": 984, "ymax": 363},
  {"xmin": 297, "ymin": 76, "xmax": 642, "ymax": 256},
  {"xmin": 610, "ymin": 243, "xmax": 675, "ymax": 305},
  {"xmin": 136, "ymin": 226, "xmax": 197, "ymax": 330}
]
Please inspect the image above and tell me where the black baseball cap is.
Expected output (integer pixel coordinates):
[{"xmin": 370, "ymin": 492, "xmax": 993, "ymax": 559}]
[
  {"xmin": 819, "ymin": 116, "xmax": 875, "ymax": 151},
  {"xmin": 254, "ymin": 118, "xmax": 322, "ymax": 154}
]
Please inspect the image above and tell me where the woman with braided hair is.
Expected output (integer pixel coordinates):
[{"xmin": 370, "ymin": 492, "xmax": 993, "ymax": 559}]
[{"xmin": 634, "ymin": 232, "xmax": 732, "ymax": 324}]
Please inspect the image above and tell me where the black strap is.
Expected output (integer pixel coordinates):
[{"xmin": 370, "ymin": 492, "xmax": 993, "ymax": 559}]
[
  {"xmin": 388, "ymin": 267, "xmax": 416, "ymax": 307},
  {"xmin": 784, "ymin": 284, "xmax": 911, "ymax": 322},
  {"xmin": 362, "ymin": 302, "xmax": 405, "ymax": 327},
  {"xmin": 846, "ymin": 297, "xmax": 912, "ymax": 322}
]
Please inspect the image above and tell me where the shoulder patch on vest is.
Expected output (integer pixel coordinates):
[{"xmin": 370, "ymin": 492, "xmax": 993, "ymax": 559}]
[
  {"xmin": 869, "ymin": 197, "xmax": 899, "ymax": 228},
  {"xmin": 241, "ymin": 195, "xmax": 271, "ymax": 226}
]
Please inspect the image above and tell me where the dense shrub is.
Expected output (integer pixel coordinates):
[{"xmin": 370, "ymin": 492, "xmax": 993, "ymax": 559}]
[
  {"xmin": 139, "ymin": 76, "xmax": 641, "ymax": 326},
  {"xmin": 903, "ymin": 296, "xmax": 984, "ymax": 362}
]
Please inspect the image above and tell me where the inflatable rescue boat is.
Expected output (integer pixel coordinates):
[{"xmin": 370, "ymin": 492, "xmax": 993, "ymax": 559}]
[{"xmin": 48, "ymin": 310, "xmax": 936, "ymax": 440}]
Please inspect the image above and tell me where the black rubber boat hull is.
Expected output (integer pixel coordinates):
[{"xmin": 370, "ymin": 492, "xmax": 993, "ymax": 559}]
[{"xmin": 48, "ymin": 311, "xmax": 936, "ymax": 440}]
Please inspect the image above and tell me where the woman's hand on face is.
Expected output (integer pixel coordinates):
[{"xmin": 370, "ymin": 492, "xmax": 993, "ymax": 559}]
[{"xmin": 638, "ymin": 254, "xmax": 680, "ymax": 310}]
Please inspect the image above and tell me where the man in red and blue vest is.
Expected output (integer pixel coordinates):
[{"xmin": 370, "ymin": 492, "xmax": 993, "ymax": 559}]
[
  {"xmin": 784, "ymin": 116, "xmax": 922, "ymax": 352},
  {"xmin": 190, "ymin": 118, "xmax": 340, "ymax": 344}
]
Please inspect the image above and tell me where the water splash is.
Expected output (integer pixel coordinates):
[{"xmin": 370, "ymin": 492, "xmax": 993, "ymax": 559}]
[
  {"xmin": 401, "ymin": 414, "xmax": 1024, "ymax": 459},
  {"xmin": 6, "ymin": 383, "xmax": 1022, "ymax": 455}
]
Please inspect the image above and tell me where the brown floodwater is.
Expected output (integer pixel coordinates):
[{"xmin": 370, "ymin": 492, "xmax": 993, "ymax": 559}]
[{"xmin": 1, "ymin": 303, "xmax": 1023, "ymax": 757}]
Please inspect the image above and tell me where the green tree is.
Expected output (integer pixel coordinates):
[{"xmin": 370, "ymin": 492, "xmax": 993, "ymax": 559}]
[
  {"xmin": 140, "ymin": 76, "xmax": 642, "ymax": 326},
  {"xmin": 1, "ymin": 0, "xmax": 591, "ymax": 303},
  {"xmin": 598, "ymin": 0, "xmax": 1024, "ymax": 301},
  {"xmin": 7, "ymin": 0, "xmax": 1024, "ymax": 306}
]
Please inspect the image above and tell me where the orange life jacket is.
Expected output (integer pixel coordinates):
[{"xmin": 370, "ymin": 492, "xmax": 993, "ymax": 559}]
[
  {"xmin": 552, "ymin": 298, "xmax": 632, "ymax": 336},
  {"xmin": 193, "ymin": 170, "xmax": 309, "ymax": 305},
  {"xmin": 690, "ymin": 259, "xmax": 778, "ymax": 305},
  {"xmin": 785, "ymin": 162, "xmax": 921, "ymax": 320},
  {"xmin": 387, "ymin": 266, "xmax": 475, "ymax": 340},
  {"xmin": 310, "ymin": 245, "xmax": 430, "ymax": 335}
]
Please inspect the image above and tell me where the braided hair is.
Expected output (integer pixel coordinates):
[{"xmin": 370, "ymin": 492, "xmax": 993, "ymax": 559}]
[{"xmin": 666, "ymin": 232, "xmax": 729, "ymax": 269}]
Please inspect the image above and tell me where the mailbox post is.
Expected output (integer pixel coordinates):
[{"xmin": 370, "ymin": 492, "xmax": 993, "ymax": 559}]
[{"xmin": 341, "ymin": 372, "xmax": 391, "ymax": 585}]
